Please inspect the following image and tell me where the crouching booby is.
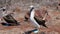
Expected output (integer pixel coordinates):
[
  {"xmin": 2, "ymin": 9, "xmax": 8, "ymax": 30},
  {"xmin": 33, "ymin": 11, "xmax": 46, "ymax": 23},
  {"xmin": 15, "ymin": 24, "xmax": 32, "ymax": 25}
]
[
  {"xmin": 29, "ymin": 5, "xmax": 47, "ymax": 28},
  {"xmin": 1, "ymin": 14, "xmax": 20, "ymax": 26}
]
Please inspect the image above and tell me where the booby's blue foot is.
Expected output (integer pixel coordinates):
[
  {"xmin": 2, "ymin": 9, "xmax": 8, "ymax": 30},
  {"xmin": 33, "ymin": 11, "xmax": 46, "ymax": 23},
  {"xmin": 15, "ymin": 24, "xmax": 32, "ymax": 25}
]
[
  {"xmin": 33, "ymin": 29, "xmax": 39, "ymax": 33},
  {"xmin": 1, "ymin": 22, "xmax": 20, "ymax": 26},
  {"xmin": 25, "ymin": 29, "xmax": 39, "ymax": 34},
  {"xmin": 1, "ymin": 23, "xmax": 12, "ymax": 26}
]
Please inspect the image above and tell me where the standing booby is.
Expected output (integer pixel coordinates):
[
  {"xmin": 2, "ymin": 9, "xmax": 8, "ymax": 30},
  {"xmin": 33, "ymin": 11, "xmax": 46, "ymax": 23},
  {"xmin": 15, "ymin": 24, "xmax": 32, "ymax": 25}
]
[
  {"xmin": 24, "ymin": 5, "xmax": 48, "ymax": 34},
  {"xmin": 29, "ymin": 5, "xmax": 47, "ymax": 28}
]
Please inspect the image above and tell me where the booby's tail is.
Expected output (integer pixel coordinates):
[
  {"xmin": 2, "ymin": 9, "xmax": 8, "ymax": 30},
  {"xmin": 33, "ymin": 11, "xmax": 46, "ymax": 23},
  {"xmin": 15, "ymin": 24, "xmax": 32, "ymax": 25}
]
[{"xmin": 42, "ymin": 23, "xmax": 48, "ymax": 28}]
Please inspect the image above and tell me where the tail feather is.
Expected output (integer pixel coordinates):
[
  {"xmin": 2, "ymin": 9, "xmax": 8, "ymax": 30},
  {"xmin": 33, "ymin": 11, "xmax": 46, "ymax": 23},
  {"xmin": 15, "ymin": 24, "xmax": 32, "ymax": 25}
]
[{"xmin": 42, "ymin": 24, "xmax": 48, "ymax": 28}]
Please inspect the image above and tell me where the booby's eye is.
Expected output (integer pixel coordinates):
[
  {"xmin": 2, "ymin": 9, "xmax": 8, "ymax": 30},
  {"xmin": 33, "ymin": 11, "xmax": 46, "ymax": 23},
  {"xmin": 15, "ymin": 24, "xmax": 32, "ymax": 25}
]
[{"xmin": 3, "ymin": 9, "xmax": 6, "ymax": 11}]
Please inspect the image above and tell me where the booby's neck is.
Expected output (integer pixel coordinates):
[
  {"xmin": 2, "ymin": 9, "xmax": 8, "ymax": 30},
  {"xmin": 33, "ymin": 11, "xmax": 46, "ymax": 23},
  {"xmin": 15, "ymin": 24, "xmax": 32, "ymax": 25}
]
[
  {"xmin": 30, "ymin": 7, "xmax": 34, "ymax": 15},
  {"xmin": 30, "ymin": 7, "xmax": 35, "ymax": 18}
]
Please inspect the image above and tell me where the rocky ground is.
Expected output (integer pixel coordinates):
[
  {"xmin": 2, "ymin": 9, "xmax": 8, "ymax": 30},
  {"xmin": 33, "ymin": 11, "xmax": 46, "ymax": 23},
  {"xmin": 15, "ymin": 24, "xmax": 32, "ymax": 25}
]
[{"xmin": 0, "ymin": 0, "xmax": 60, "ymax": 34}]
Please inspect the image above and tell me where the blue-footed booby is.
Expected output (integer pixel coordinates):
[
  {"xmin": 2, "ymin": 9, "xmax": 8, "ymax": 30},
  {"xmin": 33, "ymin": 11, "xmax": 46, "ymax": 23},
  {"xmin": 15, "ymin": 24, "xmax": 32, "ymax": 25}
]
[
  {"xmin": 24, "ymin": 5, "xmax": 48, "ymax": 34},
  {"xmin": 29, "ymin": 5, "xmax": 47, "ymax": 28}
]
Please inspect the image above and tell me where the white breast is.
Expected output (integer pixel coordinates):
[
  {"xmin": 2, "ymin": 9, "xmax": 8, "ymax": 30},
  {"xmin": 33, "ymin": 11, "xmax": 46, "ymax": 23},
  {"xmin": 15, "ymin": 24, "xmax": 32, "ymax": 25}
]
[{"xmin": 30, "ymin": 9, "xmax": 40, "ymax": 28}]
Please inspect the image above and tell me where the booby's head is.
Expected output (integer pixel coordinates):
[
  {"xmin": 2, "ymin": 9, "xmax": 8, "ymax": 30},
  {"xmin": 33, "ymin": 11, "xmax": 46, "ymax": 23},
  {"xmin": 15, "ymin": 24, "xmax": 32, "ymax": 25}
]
[
  {"xmin": 30, "ymin": 5, "xmax": 34, "ymax": 8},
  {"xmin": 29, "ymin": 5, "xmax": 35, "ymax": 18}
]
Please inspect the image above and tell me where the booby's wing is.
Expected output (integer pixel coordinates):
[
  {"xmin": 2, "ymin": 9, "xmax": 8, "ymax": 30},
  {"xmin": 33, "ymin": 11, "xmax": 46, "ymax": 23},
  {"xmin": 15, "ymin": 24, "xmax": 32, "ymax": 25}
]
[
  {"xmin": 34, "ymin": 17, "xmax": 48, "ymax": 28},
  {"xmin": 3, "ymin": 14, "xmax": 20, "ymax": 26}
]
